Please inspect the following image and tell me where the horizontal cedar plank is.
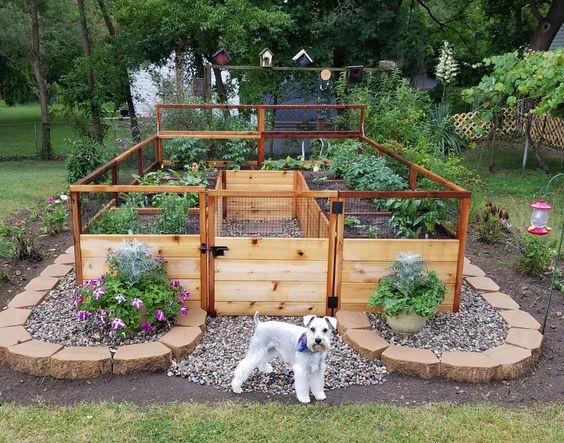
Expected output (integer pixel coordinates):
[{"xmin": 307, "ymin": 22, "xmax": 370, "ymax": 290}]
[
  {"xmin": 215, "ymin": 237, "xmax": 328, "ymax": 260},
  {"xmin": 215, "ymin": 281, "xmax": 326, "ymax": 302},
  {"xmin": 215, "ymin": 260, "xmax": 327, "ymax": 282},
  {"xmin": 158, "ymin": 130, "xmax": 261, "ymax": 140},
  {"xmin": 80, "ymin": 235, "xmax": 201, "ymax": 258},
  {"xmin": 209, "ymin": 190, "xmax": 338, "ymax": 198},
  {"xmin": 339, "ymin": 283, "xmax": 455, "ymax": 303},
  {"xmin": 338, "ymin": 303, "xmax": 455, "ymax": 313},
  {"xmin": 215, "ymin": 301, "xmax": 326, "ymax": 316},
  {"xmin": 224, "ymin": 197, "xmax": 293, "ymax": 208},
  {"xmin": 225, "ymin": 184, "xmax": 295, "ymax": 191},
  {"xmin": 342, "ymin": 261, "xmax": 457, "ymax": 284},
  {"xmin": 82, "ymin": 257, "xmax": 200, "ymax": 279},
  {"xmin": 343, "ymin": 239, "xmax": 460, "ymax": 262},
  {"xmin": 224, "ymin": 212, "xmax": 293, "ymax": 221},
  {"xmin": 225, "ymin": 170, "xmax": 295, "ymax": 184},
  {"xmin": 70, "ymin": 185, "xmax": 205, "ymax": 193}
]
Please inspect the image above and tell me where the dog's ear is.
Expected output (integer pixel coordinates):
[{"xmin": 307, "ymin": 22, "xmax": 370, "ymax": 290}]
[
  {"xmin": 303, "ymin": 315, "xmax": 316, "ymax": 327},
  {"xmin": 323, "ymin": 316, "xmax": 337, "ymax": 330}
]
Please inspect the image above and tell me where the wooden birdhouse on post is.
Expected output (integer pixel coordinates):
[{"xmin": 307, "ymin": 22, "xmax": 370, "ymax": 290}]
[
  {"xmin": 292, "ymin": 49, "xmax": 313, "ymax": 67},
  {"xmin": 212, "ymin": 48, "xmax": 231, "ymax": 65},
  {"xmin": 346, "ymin": 66, "xmax": 364, "ymax": 83},
  {"xmin": 259, "ymin": 48, "xmax": 273, "ymax": 68}
]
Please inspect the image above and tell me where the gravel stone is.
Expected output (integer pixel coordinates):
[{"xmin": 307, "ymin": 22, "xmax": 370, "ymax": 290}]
[
  {"xmin": 221, "ymin": 218, "xmax": 303, "ymax": 238},
  {"xmin": 24, "ymin": 273, "xmax": 171, "ymax": 347},
  {"xmin": 170, "ymin": 315, "xmax": 387, "ymax": 394},
  {"xmin": 368, "ymin": 282, "xmax": 509, "ymax": 357}
]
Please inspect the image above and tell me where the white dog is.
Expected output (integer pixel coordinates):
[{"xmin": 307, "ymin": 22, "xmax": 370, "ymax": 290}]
[{"xmin": 231, "ymin": 312, "xmax": 337, "ymax": 403}]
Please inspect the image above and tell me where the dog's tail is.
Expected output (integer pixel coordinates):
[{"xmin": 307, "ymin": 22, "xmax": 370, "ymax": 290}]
[{"xmin": 253, "ymin": 311, "xmax": 261, "ymax": 327}]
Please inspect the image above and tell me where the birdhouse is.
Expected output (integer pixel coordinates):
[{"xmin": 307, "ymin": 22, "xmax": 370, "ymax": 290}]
[
  {"xmin": 212, "ymin": 48, "xmax": 231, "ymax": 65},
  {"xmin": 292, "ymin": 49, "xmax": 313, "ymax": 67},
  {"xmin": 346, "ymin": 66, "xmax": 364, "ymax": 84},
  {"xmin": 259, "ymin": 48, "xmax": 273, "ymax": 68}
]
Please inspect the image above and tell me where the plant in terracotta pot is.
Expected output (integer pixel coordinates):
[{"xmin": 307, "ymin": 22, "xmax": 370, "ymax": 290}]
[{"xmin": 368, "ymin": 252, "xmax": 446, "ymax": 334}]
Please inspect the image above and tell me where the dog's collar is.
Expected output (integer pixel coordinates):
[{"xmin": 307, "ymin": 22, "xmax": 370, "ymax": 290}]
[{"xmin": 296, "ymin": 332, "xmax": 311, "ymax": 353}]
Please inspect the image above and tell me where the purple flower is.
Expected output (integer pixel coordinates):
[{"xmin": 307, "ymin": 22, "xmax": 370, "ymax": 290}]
[
  {"xmin": 141, "ymin": 322, "xmax": 153, "ymax": 332},
  {"xmin": 115, "ymin": 294, "xmax": 126, "ymax": 304},
  {"xmin": 93, "ymin": 286, "xmax": 105, "ymax": 300},
  {"xmin": 155, "ymin": 310, "xmax": 166, "ymax": 322},
  {"xmin": 98, "ymin": 274, "xmax": 107, "ymax": 282},
  {"xmin": 71, "ymin": 295, "xmax": 83, "ymax": 309},
  {"xmin": 169, "ymin": 280, "xmax": 180, "ymax": 288},
  {"xmin": 87, "ymin": 279, "xmax": 98, "ymax": 286},
  {"xmin": 47, "ymin": 197, "xmax": 56, "ymax": 204},
  {"xmin": 75, "ymin": 310, "xmax": 91, "ymax": 321},
  {"xmin": 180, "ymin": 306, "xmax": 189, "ymax": 316},
  {"xmin": 180, "ymin": 290, "xmax": 190, "ymax": 301},
  {"xmin": 97, "ymin": 310, "xmax": 106, "ymax": 326},
  {"xmin": 131, "ymin": 298, "xmax": 144, "ymax": 309},
  {"xmin": 111, "ymin": 317, "xmax": 125, "ymax": 330}
]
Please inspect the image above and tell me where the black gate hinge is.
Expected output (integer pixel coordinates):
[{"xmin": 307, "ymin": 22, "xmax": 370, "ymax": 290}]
[
  {"xmin": 328, "ymin": 296, "xmax": 339, "ymax": 309},
  {"xmin": 331, "ymin": 201, "xmax": 343, "ymax": 214}
]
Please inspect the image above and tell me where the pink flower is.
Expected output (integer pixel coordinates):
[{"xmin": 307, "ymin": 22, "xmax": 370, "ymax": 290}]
[
  {"xmin": 15, "ymin": 219, "xmax": 26, "ymax": 226},
  {"xmin": 93, "ymin": 286, "xmax": 105, "ymax": 300},
  {"xmin": 169, "ymin": 280, "xmax": 180, "ymax": 288},
  {"xmin": 180, "ymin": 306, "xmax": 189, "ymax": 316},
  {"xmin": 48, "ymin": 197, "xmax": 56, "ymax": 204},
  {"xmin": 111, "ymin": 317, "xmax": 125, "ymax": 330},
  {"xmin": 141, "ymin": 322, "xmax": 153, "ymax": 332},
  {"xmin": 71, "ymin": 295, "xmax": 83, "ymax": 309},
  {"xmin": 115, "ymin": 294, "xmax": 126, "ymax": 304},
  {"xmin": 131, "ymin": 298, "xmax": 144, "ymax": 309},
  {"xmin": 180, "ymin": 290, "xmax": 190, "ymax": 301},
  {"xmin": 155, "ymin": 310, "xmax": 166, "ymax": 322},
  {"xmin": 87, "ymin": 279, "xmax": 98, "ymax": 286},
  {"xmin": 75, "ymin": 310, "xmax": 91, "ymax": 321},
  {"xmin": 97, "ymin": 310, "xmax": 106, "ymax": 326}
]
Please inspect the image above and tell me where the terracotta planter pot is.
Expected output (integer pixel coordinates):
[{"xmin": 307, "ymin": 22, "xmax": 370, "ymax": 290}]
[{"xmin": 385, "ymin": 310, "xmax": 428, "ymax": 335}]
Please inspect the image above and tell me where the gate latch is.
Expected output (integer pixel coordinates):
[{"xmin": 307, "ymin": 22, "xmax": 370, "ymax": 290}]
[{"xmin": 200, "ymin": 243, "xmax": 229, "ymax": 258}]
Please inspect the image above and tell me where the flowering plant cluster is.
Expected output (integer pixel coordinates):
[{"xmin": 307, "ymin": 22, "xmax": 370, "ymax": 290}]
[
  {"xmin": 73, "ymin": 240, "xmax": 189, "ymax": 334},
  {"xmin": 475, "ymin": 201, "xmax": 512, "ymax": 245},
  {"xmin": 40, "ymin": 194, "xmax": 69, "ymax": 235},
  {"xmin": 435, "ymin": 41, "xmax": 459, "ymax": 86}
]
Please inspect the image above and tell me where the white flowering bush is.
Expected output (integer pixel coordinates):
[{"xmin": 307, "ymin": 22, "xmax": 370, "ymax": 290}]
[{"xmin": 436, "ymin": 41, "xmax": 459, "ymax": 86}]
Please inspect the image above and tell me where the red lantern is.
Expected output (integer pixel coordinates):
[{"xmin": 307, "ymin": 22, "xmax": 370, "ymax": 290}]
[{"xmin": 526, "ymin": 198, "xmax": 553, "ymax": 236}]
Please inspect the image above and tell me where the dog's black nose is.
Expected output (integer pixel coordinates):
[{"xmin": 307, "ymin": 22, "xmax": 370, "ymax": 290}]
[{"xmin": 315, "ymin": 338, "xmax": 321, "ymax": 344}]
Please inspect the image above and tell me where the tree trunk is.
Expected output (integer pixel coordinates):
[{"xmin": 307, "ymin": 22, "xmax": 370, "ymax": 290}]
[
  {"xmin": 212, "ymin": 67, "xmax": 228, "ymax": 103},
  {"xmin": 95, "ymin": 0, "xmax": 140, "ymax": 142},
  {"xmin": 524, "ymin": 116, "xmax": 550, "ymax": 174},
  {"xmin": 77, "ymin": 0, "xmax": 103, "ymax": 143},
  {"xmin": 28, "ymin": 0, "xmax": 52, "ymax": 160},
  {"xmin": 174, "ymin": 49, "xmax": 185, "ymax": 102},
  {"xmin": 528, "ymin": 0, "xmax": 564, "ymax": 51}
]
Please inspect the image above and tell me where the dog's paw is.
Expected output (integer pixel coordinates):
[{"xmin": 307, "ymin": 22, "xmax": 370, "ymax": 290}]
[
  {"xmin": 297, "ymin": 395, "xmax": 311, "ymax": 404},
  {"xmin": 231, "ymin": 384, "xmax": 243, "ymax": 394},
  {"xmin": 259, "ymin": 363, "xmax": 273, "ymax": 374},
  {"xmin": 313, "ymin": 392, "xmax": 326, "ymax": 401}
]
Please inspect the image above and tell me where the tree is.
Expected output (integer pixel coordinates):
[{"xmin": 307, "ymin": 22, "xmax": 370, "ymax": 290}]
[
  {"xmin": 528, "ymin": 0, "xmax": 564, "ymax": 50},
  {"xmin": 28, "ymin": 0, "xmax": 52, "ymax": 159},
  {"xmin": 77, "ymin": 0, "xmax": 103, "ymax": 142},
  {"xmin": 463, "ymin": 49, "xmax": 564, "ymax": 172}
]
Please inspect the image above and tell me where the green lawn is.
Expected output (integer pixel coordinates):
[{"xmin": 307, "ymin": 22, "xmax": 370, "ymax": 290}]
[
  {"xmin": 0, "ymin": 101, "xmax": 79, "ymax": 157},
  {"xmin": 463, "ymin": 141, "xmax": 564, "ymax": 236},
  {"xmin": 0, "ymin": 402, "xmax": 562, "ymax": 443},
  {"xmin": 0, "ymin": 160, "xmax": 67, "ymax": 222}
]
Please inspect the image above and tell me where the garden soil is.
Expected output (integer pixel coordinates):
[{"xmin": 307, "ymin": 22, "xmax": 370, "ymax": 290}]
[{"xmin": 1, "ymin": 230, "xmax": 562, "ymax": 406}]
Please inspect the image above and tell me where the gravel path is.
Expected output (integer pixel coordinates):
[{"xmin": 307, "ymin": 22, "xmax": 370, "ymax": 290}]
[
  {"xmin": 25, "ymin": 273, "xmax": 171, "ymax": 347},
  {"xmin": 367, "ymin": 283, "xmax": 509, "ymax": 357},
  {"xmin": 169, "ymin": 315, "xmax": 387, "ymax": 394}
]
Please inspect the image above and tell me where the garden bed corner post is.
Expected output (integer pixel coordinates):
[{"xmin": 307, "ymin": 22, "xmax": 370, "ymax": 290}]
[{"xmin": 70, "ymin": 190, "xmax": 83, "ymax": 284}]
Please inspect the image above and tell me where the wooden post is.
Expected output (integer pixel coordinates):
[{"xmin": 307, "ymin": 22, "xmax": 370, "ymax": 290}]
[
  {"xmin": 207, "ymin": 195, "xmax": 216, "ymax": 315},
  {"xmin": 454, "ymin": 196, "xmax": 471, "ymax": 312},
  {"xmin": 156, "ymin": 105, "xmax": 161, "ymax": 133},
  {"xmin": 409, "ymin": 166, "xmax": 418, "ymax": 191},
  {"xmin": 257, "ymin": 107, "xmax": 266, "ymax": 167},
  {"xmin": 199, "ymin": 191, "xmax": 208, "ymax": 312},
  {"xmin": 70, "ymin": 191, "xmax": 83, "ymax": 284},
  {"xmin": 137, "ymin": 146, "xmax": 144, "ymax": 177},
  {"xmin": 333, "ymin": 198, "xmax": 345, "ymax": 314},
  {"xmin": 156, "ymin": 137, "xmax": 163, "ymax": 168},
  {"xmin": 359, "ymin": 106, "xmax": 365, "ymax": 135},
  {"xmin": 326, "ymin": 197, "xmax": 338, "ymax": 316},
  {"xmin": 111, "ymin": 162, "xmax": 119, "ymax": 206}
]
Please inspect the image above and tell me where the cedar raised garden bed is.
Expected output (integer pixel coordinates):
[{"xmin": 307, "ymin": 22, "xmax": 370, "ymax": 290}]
[{"xmin": 69, "ymin": 104, "xmax": 471, "ymax": 317}]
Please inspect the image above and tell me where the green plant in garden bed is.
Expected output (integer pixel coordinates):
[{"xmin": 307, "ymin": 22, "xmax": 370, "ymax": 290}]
[
  {"xmin": 262, "ymin": 156, "xmax": 324, "ymax": 171},
  {"xmin": 155, "ymin": 194, "xmax": 190, "ymax": 235},
  {"xmin": 475, "ymin": 202, "xmax": 511, "ymax": 245},
  {"xmin": 90, "ymin": 206, "xmax": 138, "ymax": 235},
  {"xmin": 74, "ymin": 240, "xmax": 190, "ymax": 334},
  {"xmin": 383, "ymin": 198, "xmax": 448, "ymax": 239},
  {"xmin": 223, "ymin": 139, "xmax": 254, "ymax": 170},
  {"xmin": 163, "ymin": 138, "xmax": 209, "ymax": 169},
  {"xmin": 368, "ymin": 252, "xmax": 446, "ymax": 318}
]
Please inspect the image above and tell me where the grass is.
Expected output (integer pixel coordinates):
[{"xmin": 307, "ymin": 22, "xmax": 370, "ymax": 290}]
[
  {"xmin": 0, "ymin": 402, "xmax": 562, "ymax": 442},
  {"xmin": 0, "ymin": 160, "xmax": 67, "ymax": 222},
  {"xmin": 463, "ymin": 141, "xmax": 564, "ymax": 237}
]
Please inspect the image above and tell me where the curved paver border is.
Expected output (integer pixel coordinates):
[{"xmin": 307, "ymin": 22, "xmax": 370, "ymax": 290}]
[
  {"xmin": 336, "ymin": 257, "xmax": 544, "ymax": 383},
  {"xmin": 0, "ymin": 253, "xmax": 542, "ymax": 382},
  {"xmin": 0, "ymin": 249, "xmax": 206, "ymax": 379}
]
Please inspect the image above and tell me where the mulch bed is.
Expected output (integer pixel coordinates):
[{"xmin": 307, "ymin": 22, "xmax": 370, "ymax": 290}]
[{"xmin": 1, "ymin": 217, "xmax": 563, "ymax": 407}]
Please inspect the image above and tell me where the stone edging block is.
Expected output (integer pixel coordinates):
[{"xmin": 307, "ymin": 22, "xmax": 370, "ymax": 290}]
[
  {"xmin": 504, "ymin": 328, "xmax": 543, "ymax": 361},
  {"xmin": 159, "ymin": 326, "xmax": 203, "ymax": 360},
  {"xmin": 335, "ymin": 310, "xmax": 370, "ymax": 336},
  {"xmin": 7, "ymin": 340, "xmax": 63, "ymax": 377},
  {"xmin": 7, "ymin": 291, "xmax": 47, "ymax": 309},
  {"xmin": 50, "ymin": 346, "xmax": 112, "ymax": 379},
  {"xmin": 439, "ymin": 351, "xmax": 498, "ymax": 383},
  {"xmin": 463, "ymin": 263, "xmax": 486, "ymax": 277},
  {"xmin": 500, "ymin": 310, "xmax": 541, "ymax": 331},
  {"xmin": 54, "ymin": 253, "xmax": 74, "ymax": 265},
  {"xmin": 465, "ymin": 276, "xmax": 500, "ymax": 293},
  {"xmin": 481, "ymin": 292, "xmax": 520, "ymax": 311},
  {"xmin": 482, "ymin": 344, "xmax": 532, "ymax": 380},
  {"xmin": 175, "ymin": 308, "xmax": 207, "ymax": 331},
  {"xmin": 40, "ymin": 264, "xmax": 73, "ymax": 278},
  {"xmin": 343, "ymin": 329, "xmax": 389, "ymax": 360},
  {"xmin": 381, "ymin": 345, "xmax": 440, "ymax": 379},
  {"xmin": 113, "ymin": 342, "xmax": 172, "ymax": 375},
  {"xmin": 0, "ymin": 326, "xmax": 32, "ymax": 360},
  {"xmin": 0, "ymin": 308, "xmax": 32, "ymax": 328},
  {"xmin": 24, "ymin": 276, "xmax": 59, "ymax": 292}
]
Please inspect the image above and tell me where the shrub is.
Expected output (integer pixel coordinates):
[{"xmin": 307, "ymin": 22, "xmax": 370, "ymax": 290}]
[
  {"xmin": 428, "ymin": 102, "xmax": 466, "ymax": 157},
  {"xmin": 65, "ymin": 138, "xmax": 113, "ymax": 184},
  {"xmin": 368, "ymin": 252, "xmax": 446, "ymax": 317},
  {"xmin": 164, "ymin": 138, "xmax": 209, "ymax": 168},
  {"xmin": 3, "ymin": 220, "xmax": 42, "ymax": 261},
  {"xmin": 475, "ymin": 202, "xmax": 511, "ymax": 245},
  {"xmin": 40, "ymin": 194, "xmax": 69, "ymax": 235},
  {"xmin": 74, "ymin": 240, "xmax": 190, "ymax": 334},
  {"xmin": 89, "ymin": 206, "xmax": 138, "ymax": 235},
  {"xmin": 518, "ymin": 235, "xmax": 555, "ymax": 277}
]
